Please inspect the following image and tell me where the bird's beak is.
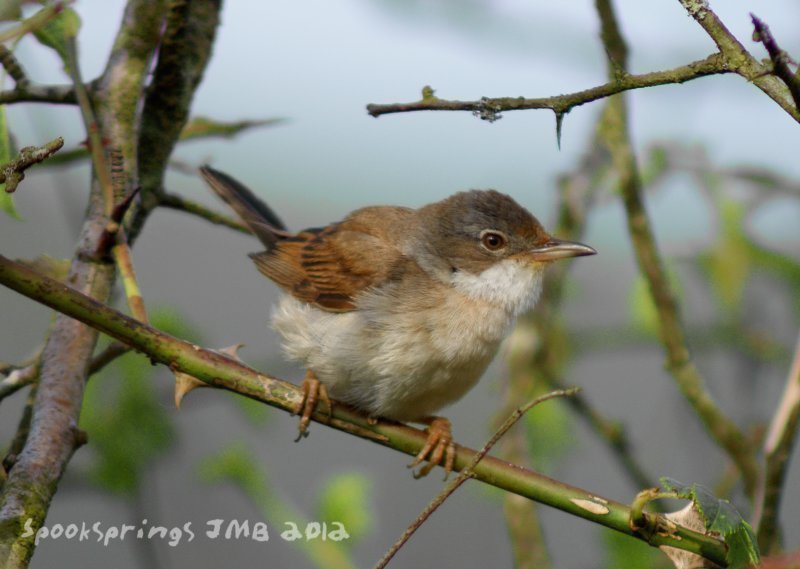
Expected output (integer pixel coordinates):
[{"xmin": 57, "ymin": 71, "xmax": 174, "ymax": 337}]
[{"xmin": 527, "ymin": 238, "xmax": 597, "ymax": 262}]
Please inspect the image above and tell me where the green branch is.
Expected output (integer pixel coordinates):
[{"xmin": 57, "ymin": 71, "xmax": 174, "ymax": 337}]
[{"xmin": 0, "ymin": 255, "xmax": 730, "ymax": 567}]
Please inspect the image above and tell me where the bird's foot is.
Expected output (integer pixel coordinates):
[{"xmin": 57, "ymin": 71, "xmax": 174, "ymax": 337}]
[
  {"xmin": 294, "ymin": 369, "xmax": 332, "ymax": 441},
  {"xmin": 408, "ymin": 416, "xmax": 456, "ymax": 479}
]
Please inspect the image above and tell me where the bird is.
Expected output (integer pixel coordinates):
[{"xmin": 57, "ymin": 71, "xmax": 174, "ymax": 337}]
[{"xmin": 199, "ymin": 166, "xmax": 596, "ymax": 477}]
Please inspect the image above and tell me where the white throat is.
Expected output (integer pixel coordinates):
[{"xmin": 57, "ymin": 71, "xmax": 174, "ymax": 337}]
[{"xmin": 450, "ymin": 258, "xmax": 544, "ymax": 316}]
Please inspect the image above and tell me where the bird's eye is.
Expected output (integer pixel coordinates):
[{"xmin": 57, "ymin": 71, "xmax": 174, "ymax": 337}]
[{"xmin": 480, "ymin": 230, "xmax": 508, "ymax": 252}]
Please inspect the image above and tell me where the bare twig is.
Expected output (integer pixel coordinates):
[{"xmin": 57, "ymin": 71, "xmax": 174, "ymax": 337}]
[
  {"xmin": 0, "ymin": 46, "xmax": 28, "ymax": 88},
  {"xmin": 677, "ymin": 0, "xmax": 800, "ymax": 122},
  {"xmin": 0, "ymin": 138, "xmax": 64, "ymax": 193},
  {"xmin": 367, "ymin": 54, "xmax": 727, "ymax": 119},
  {"xmin": 113, "ymin": 228, "xmax": 148, "ymax": 322},
  {"xmin": 750, "ymin": 14, "xmax": 800, "ymax": 112},
  {"xmin": 159, "ymin": 192, "xmax": 251, "ymax": 234},
  {"xmin": 374, "ymin": 389, "xmax": 578, "ymax": 569},
  {"xmin": 65, "ymin": 37, "xmax": 115, "ymax": 219},
  {"xmin": 756, "ymin": 332, "xmax": 800, "ymax": 552},
  {"xmin": 0, "ymin": 365, "xmax": 37, "ymax": 402},
  {"xmin": 0, "ymin": 254, "xmax": 729, "ymax": 566},
  {"xmin": 0, "ymin": 83, "xmax": 79, "ymax": 105},
  {"xmin": 87, "ymin": 342, "xmax": 131, "ymax": 376},
  {"xmin": 596, "ymin": 0, "xmax": 760, "ymax": 497}
]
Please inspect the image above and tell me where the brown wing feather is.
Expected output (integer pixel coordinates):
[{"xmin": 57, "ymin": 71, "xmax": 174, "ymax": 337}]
[{"xmin": 250, "ymin": 206, "xmax": 414, "ymax": 312}]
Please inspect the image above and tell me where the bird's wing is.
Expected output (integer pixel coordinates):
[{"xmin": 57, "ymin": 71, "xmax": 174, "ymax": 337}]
[{"xmin": 251, "ymin": 206, "xmax": 414, "ymax": 312}]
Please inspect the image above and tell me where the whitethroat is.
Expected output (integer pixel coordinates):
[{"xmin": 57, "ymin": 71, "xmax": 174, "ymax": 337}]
[{"xmin": 200, "ymin": 166, "xmax": 596, "ymax": 477}]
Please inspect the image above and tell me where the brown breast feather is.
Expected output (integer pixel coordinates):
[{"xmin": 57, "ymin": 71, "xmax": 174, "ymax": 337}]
[{"xmin": 250, "ymin": 206, "xmax": 414, "ymax": 312}]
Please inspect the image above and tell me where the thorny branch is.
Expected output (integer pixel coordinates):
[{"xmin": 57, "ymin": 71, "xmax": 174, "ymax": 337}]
[
  {"xmin": 0, "ymin": 253, "xmax": 729, "ymax": 566},
  {"xmin": 367, "ymin": 5, "xmax": 800, "ymax": 125},
  {"xmin": 367, "ymin": 54, "xmax": 729, "ymax": 121}
]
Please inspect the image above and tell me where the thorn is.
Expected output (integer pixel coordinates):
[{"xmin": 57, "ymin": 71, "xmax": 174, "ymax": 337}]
[
  {"xmin": 174, "ymin": 370, "xmax": 207, "ymax": 409},
  {"xmin": 555, "ymin": 111, "xmax": 565, "ymax": 150},
  {"xmin": 217, "ymin": 343, "xmax": 245, "ymax": 360}
]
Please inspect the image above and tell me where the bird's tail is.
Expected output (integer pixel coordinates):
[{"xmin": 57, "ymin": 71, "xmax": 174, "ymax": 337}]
[{"xmin": 199, "ymin": 166, "xmax": 290, "ymax": 250}]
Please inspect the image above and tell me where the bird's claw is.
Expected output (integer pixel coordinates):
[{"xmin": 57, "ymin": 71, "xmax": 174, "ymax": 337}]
[
  {"xmin": 294, "ymin": 370, "xmax": 331, "ymax": 441},
  {"xmin": 408, "ymin": 416, "xmax": 456, "ymax": 479}
]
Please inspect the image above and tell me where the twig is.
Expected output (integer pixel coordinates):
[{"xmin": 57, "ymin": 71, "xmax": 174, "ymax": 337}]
[
  {"xmin": 677, "ymin": 0, "xmax": 800, "ymax": 122},
  {"xmin": 2, "ymin": 386, "xmax": 36, "ymax": 478},
  {"xmin": 750, "ymin": 14, "xmax": 800, "ymax": 112},
  {"xmin": 0, "ymin": 365, "xmax": 37, "ymax": 402},
  {"xmin": 596, "ymin": 0, "xmax": 760, "ymax": 498},
  {"xmin": 136, "ymin": 0, "xmax": 222, "ymax": 197},
  {"xmin": 113, "ymin": 228, "xmax": 148, "ymax": 322},
  {"xmin": 159, "ymin": 192, "xmax": 251, "ymax": 234},
  {"xmin": 0, "ymin": 138, "xmax": 64, "ymax": 193},
  {"xmin": 367, "ymin": 54, "xmax": 727, "ymax": 119},
  {"xmin": 374, "ymin": 389, "xmax": 578, "ymax": 569},
  {"xmin": 0, "ymin": 254, "xmax": 729, "ymax": 566},
  {"xmin": 0, "ymin": 45, "xmax": 28, "ymax": 88},
  {"xmin": 65, "ymin": 36, "xmax": 115, "ymax": 219},
  {"xmin": 87, "ymin": 342, "xmax": 131, "ymax": 376},
  {"xmin": 755, "ymin": 332, "xmax": 800, "ymax": 552},
  {"xmin": 0, "ymin": 83, "xmax": 79, "ymax": 105}
]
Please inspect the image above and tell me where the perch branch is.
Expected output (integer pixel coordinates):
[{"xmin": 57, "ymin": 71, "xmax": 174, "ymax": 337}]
[{"xmin": 0, "ymin": 254, "xmax": 729, "ymax": 566}]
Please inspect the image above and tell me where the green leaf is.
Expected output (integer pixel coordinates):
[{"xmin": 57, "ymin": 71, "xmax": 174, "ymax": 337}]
[
  {"xmin": 699, "ymin": 198, "xmax": 751, "ymax": 313},
  {"xmin": 80, "ymin": 351, "xmax": 176, "ymax": 495},
  {"xmin": 316, "ymin": 473, "xmax": 372, "ymax": 545},
  {"xmin": 179, "ymin": 116, "xmax": 286, "ymax": 142},
  {"xmin": 603, "ymin": 527, "xmax": 660, "ymax": 569},
  {"xmin": 640, "ymin": 145, "xmax": 669, "ymax": 188},
  {"xmin": 0, "ymin": 105, "xmax": 21, "ymax": 220},
  {"xmin": 198, "ymin": 441, "xmax": 269, "ymax": 504},
  {"xmin": 0, "ymin": 0, "xmax": 22, "ymax": 22},
  {"xmin": 660, "ymin": 478, "xmax": 760, "ymax": 569},
  {"xmin": 150, "ymin": 306, "xmax": 203, "ymax": 344},
  {"xmin": 523, "ymin": 395, "xmax": 574, "ymax": 474},
  {"xmin": 234, "ymin": 395, "xmax": 271, "ymax": 426},
  {"xmin": 628, "ymin": 265, "xmax": 682, "ymax": 337},
  {"xmin": 31, "ymin": 6, "xmax": 81, "ymax": 73}
]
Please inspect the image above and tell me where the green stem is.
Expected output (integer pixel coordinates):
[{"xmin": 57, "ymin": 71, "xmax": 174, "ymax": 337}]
[{"xmin": 0, "ymin": 254, "xmax": 730, "ymax": 567}]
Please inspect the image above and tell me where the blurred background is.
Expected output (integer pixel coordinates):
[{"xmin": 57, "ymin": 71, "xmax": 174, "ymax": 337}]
[{"xmin": 1, "ymin": 0, "xmax": 799, "ymax": 567}]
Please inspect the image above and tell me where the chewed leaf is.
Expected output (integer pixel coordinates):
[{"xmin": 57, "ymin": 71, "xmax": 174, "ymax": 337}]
[{"xmin": 660, "ymin": 478, "xmax": 760, "ymax": 569}]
